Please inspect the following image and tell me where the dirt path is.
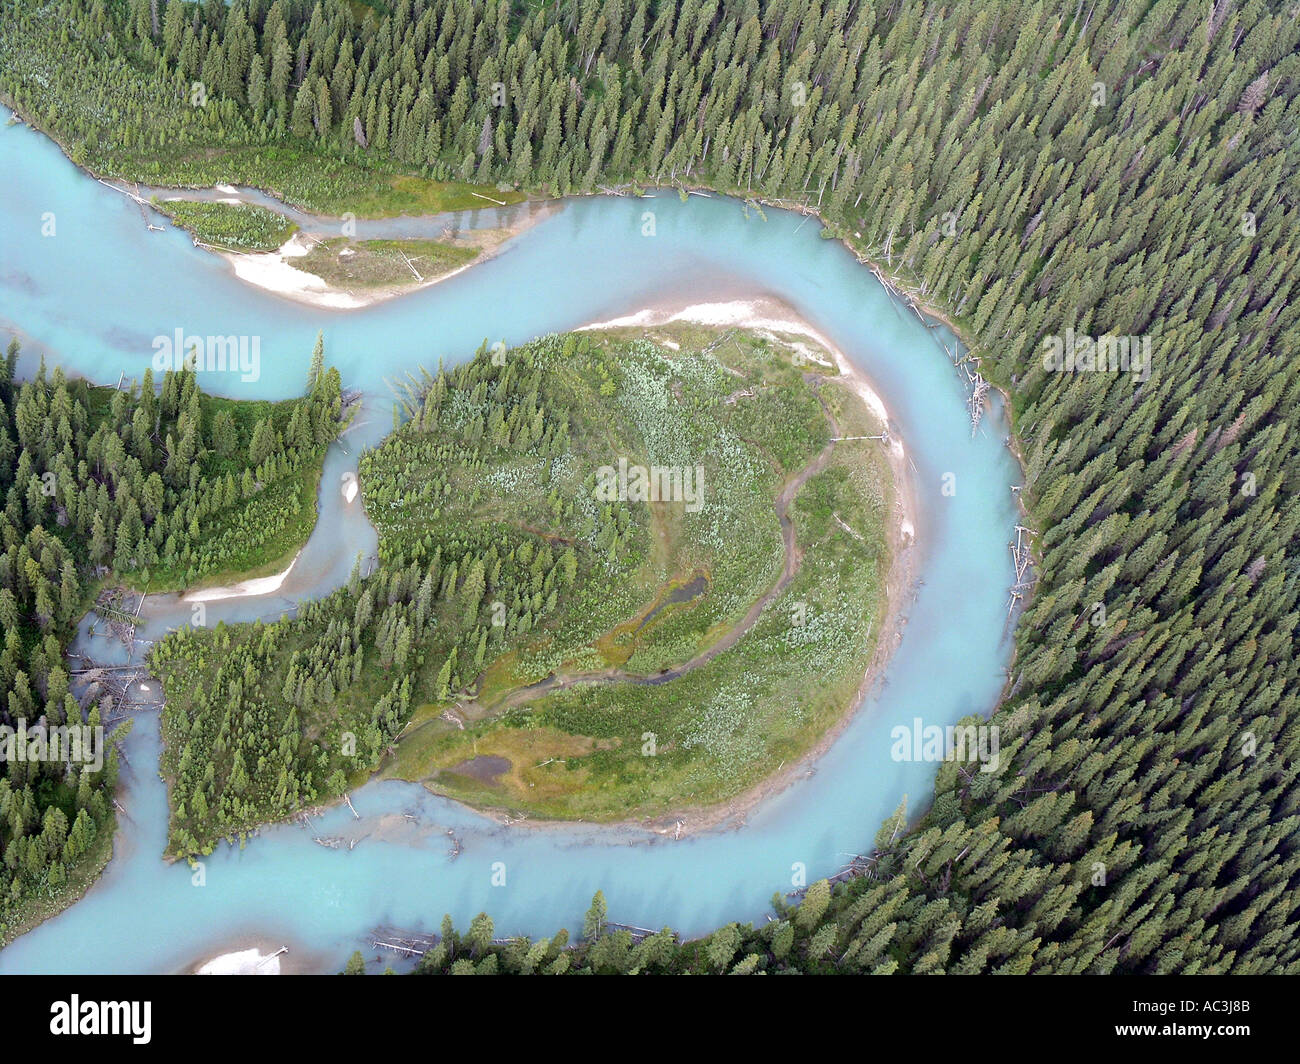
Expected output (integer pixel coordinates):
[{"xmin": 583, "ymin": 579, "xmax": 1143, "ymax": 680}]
[{"xmin": 459, "ymin": 377, "xmax": 843, "ymax": 715}]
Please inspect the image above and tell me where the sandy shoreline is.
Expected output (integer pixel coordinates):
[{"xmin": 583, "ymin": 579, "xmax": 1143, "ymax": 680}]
[
  {"xmin": 219, "ymin": 229, "xmax": 487, "ymax": 311},
  {"xmin": 181, "ymin": 550, "xmax": 301, "ymax": 602},
  {"xmin": 460, "ymin": 300, "xmax": 922, "ymax": 840}
]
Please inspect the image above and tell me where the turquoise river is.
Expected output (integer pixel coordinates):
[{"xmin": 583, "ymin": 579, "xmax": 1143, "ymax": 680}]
[{"xmin": 0, "ymin": 107, "xmax": 1021, "ymax": 973}]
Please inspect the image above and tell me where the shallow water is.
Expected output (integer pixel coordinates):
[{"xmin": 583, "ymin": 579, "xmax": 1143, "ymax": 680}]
[{"xmin": 0, "ymin": 109, "xmax": 1020, "ymax": 973}]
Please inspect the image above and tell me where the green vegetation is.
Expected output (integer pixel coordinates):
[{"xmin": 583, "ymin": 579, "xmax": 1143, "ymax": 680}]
[
  {"xmin": 3, "ymin": 0, "xmax": 1299, "ymax": 974},
  {"xmin": 0, "ymin": 336, "xmax": 344, "ymax": 942},
  {"xmin": 154, "ymin": 199, "xmax": 297, "ymax": 251},
  {"xmin": 296, "ymin": 236, "xmax": 479, "ymax": 289},
  {"xmin": 375, "ymin": 325, "xmax": 890, "ymax": 818},
  {"xmin": 149, "ymin": 326, "xmax": 890, "ymax": 850}
]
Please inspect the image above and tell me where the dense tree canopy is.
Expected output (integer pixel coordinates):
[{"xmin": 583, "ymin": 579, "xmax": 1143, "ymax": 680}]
[{"xmin": 0, "ymin": 339, "xmax": 342, "ymax": 940}]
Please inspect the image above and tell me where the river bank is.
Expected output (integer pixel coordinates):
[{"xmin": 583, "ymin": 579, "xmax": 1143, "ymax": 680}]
[{"xmin": 180, "ymin": 550, "xmax": 302, "ymax": 603}]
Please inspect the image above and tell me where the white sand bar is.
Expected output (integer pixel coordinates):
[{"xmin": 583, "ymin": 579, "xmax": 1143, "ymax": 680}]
[
  {"xmin": 182, "ymin": 552, "xmax": 300, "ymax": 603},
  {"xmin": 196, "ymin": 947, "xmax": 281, "ymax": 975}
]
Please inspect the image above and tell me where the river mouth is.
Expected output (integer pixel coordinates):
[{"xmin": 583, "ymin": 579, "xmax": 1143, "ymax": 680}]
[{"xmin": 0, "ymin": 106, "xmax": 1020, "ymax": 973}]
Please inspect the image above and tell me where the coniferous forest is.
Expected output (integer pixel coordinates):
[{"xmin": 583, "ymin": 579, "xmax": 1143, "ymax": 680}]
[
  {"xmin": 0, "ymin": 0, "xmax": 1298, "ymax": 974},
  {"xmin": 0, "ymin": 342, "xmax": 343, "ymax": 941}
]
